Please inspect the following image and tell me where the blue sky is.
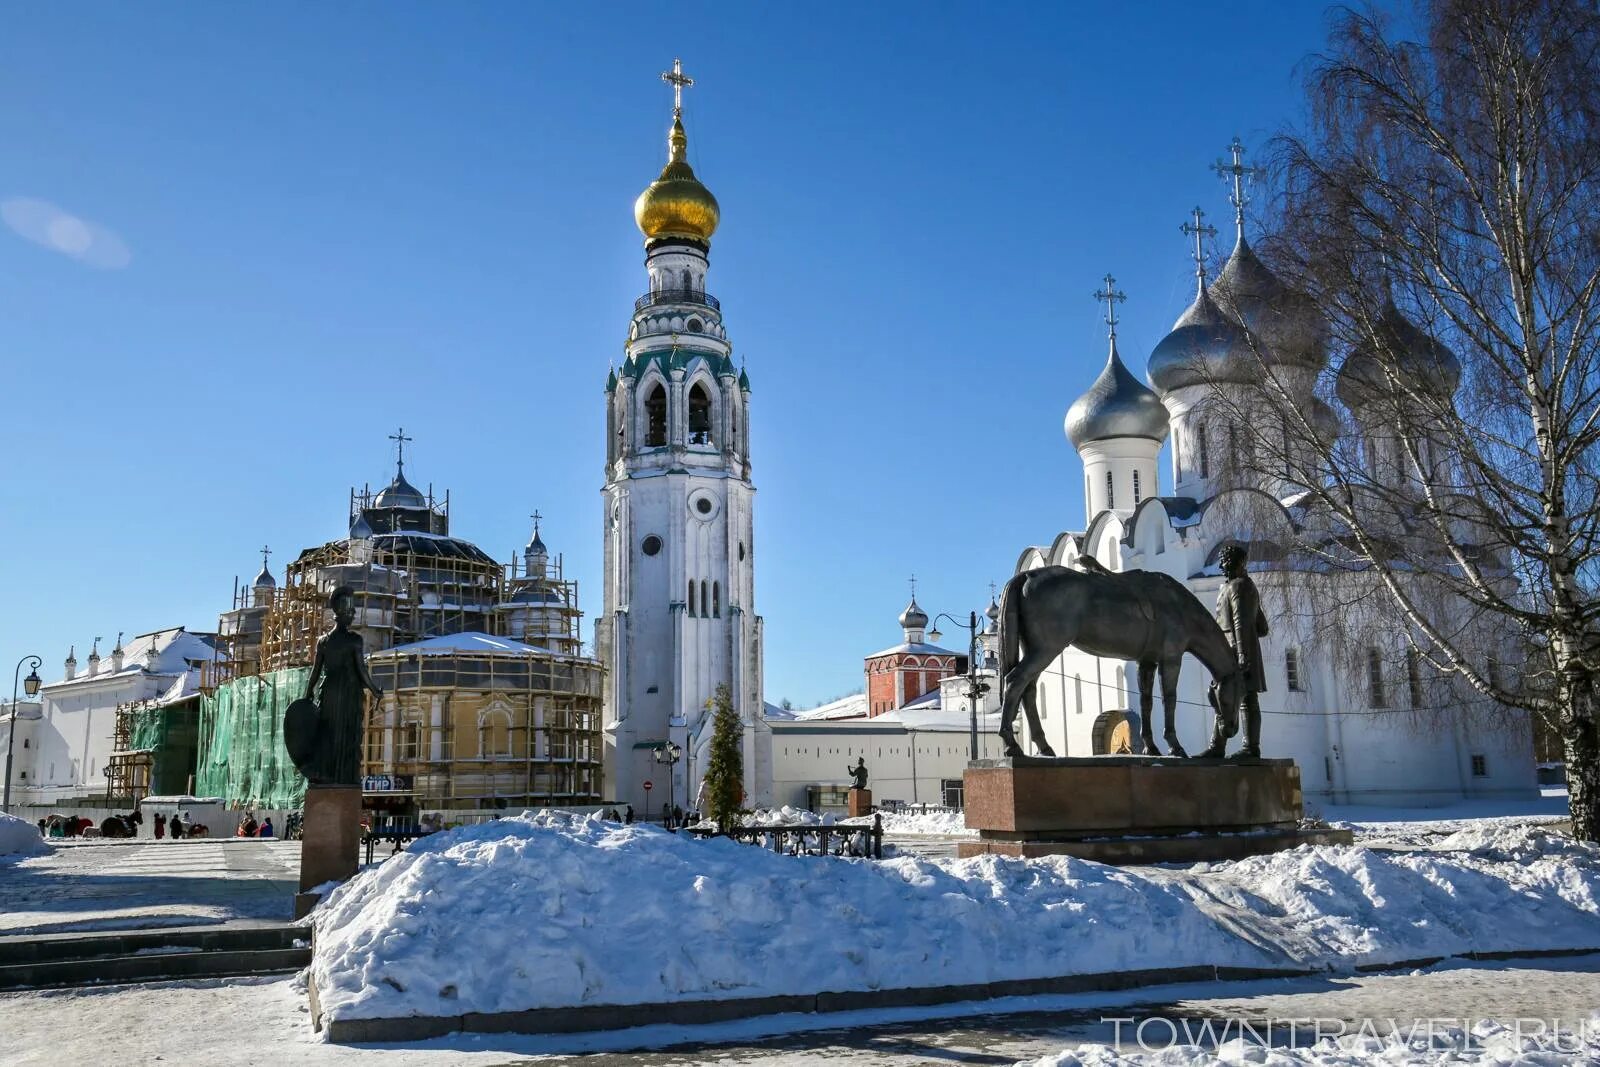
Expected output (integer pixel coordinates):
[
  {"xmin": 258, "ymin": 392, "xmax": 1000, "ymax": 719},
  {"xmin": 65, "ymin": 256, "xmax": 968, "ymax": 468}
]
[{"xmin": 0, "ymin": 3, "xmax": 1352, "ymax": 707}]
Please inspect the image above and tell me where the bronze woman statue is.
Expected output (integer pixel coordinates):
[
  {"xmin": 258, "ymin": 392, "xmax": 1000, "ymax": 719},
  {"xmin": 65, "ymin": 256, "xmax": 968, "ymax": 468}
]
[{"xmin": 299, "ymin": 585, "xmax": 383, "ymax": 786}]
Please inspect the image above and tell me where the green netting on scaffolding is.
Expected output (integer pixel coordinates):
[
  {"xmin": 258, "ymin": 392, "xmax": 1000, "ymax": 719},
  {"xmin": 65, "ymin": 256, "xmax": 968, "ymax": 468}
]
[
  {"xmin": 129, "ymin": 703, "xmax": 168, "ymax": 752},
  {"xmin": 197, "ymin": 667, "xmax": 310, "ymax": 810}
]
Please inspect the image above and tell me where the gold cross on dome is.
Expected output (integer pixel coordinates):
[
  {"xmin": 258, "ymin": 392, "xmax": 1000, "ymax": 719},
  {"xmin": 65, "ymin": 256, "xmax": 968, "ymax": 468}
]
[
  {"xmin": 1180, "ymin": 206, "xmax": 1217, "ymax": 283},
  {"xmin": 661, "ymin": 58, "xmax": 694, "ymax": 116},
  {"xmin": 1212, "ymin": 136, "xmax": 1258, "ymax": 232},
  {"xmin": 1091, "ymin": 274, "xmax": 1127, "ymax": 341}
]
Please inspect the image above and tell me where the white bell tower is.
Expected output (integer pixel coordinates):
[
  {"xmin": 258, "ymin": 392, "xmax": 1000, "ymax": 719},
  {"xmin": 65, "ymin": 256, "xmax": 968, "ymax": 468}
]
[{"xmin": 598, "ymin": 60, "xmax": 770, "ymax": 815}]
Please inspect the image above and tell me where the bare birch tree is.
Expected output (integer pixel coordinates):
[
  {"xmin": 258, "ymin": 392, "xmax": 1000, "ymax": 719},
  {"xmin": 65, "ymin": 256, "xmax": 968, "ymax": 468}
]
[{"xmin": 1210, "ymin": 0, "xmax": 1600, "ymax": 838}]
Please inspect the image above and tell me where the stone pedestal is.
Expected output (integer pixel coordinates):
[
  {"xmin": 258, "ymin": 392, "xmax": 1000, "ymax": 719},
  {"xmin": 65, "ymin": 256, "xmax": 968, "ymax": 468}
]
[
  {"xmin": 958, "ymin": 756, "xmax": 1351, "ymax": 863},
  {"xmin": 847, "ymin": 788, "xmax": 872, "ymax": 818},
  {"xmin": 294, "ymin": 785, "xmax": 363, "ymax": 919}
]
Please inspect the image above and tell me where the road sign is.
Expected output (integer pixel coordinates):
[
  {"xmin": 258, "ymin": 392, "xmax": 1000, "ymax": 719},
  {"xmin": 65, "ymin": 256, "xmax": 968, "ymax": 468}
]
[{"xmin": 643, "ymin": 780, "xmax": 654, "ymax": 791}]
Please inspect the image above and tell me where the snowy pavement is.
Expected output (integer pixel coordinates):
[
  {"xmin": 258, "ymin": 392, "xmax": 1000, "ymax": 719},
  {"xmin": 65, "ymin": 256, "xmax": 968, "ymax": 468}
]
[
  {"xmin": 0, "ymin": 839, "xmax": 299, "ymax": 935},
  {"xmin": 1, "ymin": 955, "xmax": 1596, "ymax": 1065}
]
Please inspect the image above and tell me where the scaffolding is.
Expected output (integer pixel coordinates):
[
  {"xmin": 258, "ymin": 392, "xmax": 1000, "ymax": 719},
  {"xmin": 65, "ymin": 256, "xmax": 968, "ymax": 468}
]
[
  {"xmin": 203, "ymin": 470, "xmax": 603, "ymax": 812},
  {"xmin": 364, "ymin": 647, "xmax": 604, "ymax": 808}
]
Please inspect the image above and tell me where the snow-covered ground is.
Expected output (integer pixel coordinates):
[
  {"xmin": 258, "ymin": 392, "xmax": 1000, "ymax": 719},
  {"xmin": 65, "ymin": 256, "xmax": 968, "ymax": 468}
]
[
  {"xmin": 4, "ymin": 956, "xmax": 1599, "ymax": 1065},
  {"xmin": 0, "ymin": 838, "xmax": 299, "ymax": 934},
  {"xmin": 308, "ymin": 812, "xmax": 1600, "ymax": 1027},
  {"xmin": 0, "ymin": 811, "xmax": 49, "ymax": 859},
  {"xmin": 847, "ymin": 808, "xmax": 974, "ymax": 836},
  {"xmin": 1024, "ymin": 1017, "xmax": 1600, "ymax": 1065}
]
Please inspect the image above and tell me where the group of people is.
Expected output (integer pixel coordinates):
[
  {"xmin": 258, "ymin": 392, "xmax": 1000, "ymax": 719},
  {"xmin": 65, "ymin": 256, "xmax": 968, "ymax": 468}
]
[
  {"xmin": 37, "ymin": 814, "xmax": 97, "ymax": 838},
  {"xmin": 234, "ymin": 812, "xmax": 275, "ymax": 838},
  {"xmin": 598, "ymin": 804, "xmax": 700, "ymax": 828}
]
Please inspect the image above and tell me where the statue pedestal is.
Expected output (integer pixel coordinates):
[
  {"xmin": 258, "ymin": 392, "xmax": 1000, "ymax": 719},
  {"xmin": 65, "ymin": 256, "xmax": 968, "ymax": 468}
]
[
  {"xmin": 847, "ymin": 788, "xmax": 872, "ymax": 818},
  {"xmin": 294, "ymin": 785, "xmax": 363, "ymax": 919},
  {"xmin": 958, "ymin": 756, "xmax": 1350, "ymax": 864}
]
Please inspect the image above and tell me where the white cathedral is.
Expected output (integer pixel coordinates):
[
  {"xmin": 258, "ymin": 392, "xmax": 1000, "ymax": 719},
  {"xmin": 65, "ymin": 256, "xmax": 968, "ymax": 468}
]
[
  {"xmin": 1012, "ymin": 144, "xmax": 1537, "ymax": 808},
  {"xmin": 595, "ymin": 63, "xmax": 1536, "ymax": 813},
  {"xmin": 599, "ymin": 63, "xmax": 771, "ymax": 813}
]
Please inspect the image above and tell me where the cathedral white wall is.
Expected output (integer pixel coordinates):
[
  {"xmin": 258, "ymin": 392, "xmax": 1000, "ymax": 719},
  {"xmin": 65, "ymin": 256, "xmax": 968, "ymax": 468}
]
[{"xmin": 1077, "ymin": 438, "xmax": 1161, "ymax": 518}]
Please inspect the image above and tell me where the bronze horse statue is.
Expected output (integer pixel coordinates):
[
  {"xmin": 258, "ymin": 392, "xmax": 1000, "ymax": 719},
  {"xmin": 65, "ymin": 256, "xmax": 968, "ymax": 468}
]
[{"xmin": 996, "ymin": 560, "xmax": 1245, "ymax": 758}]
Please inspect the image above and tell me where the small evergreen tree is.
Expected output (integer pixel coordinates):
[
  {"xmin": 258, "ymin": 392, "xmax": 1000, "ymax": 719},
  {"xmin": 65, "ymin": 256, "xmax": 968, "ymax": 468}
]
[{"xmin": 702, "ymin": 683, "xmax": 744, "ymax": 833}]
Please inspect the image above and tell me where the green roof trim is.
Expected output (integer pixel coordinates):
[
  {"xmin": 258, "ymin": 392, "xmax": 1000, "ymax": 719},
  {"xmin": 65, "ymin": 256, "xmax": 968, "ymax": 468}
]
[{"xmin": 618, "ymin": 347, "xmax": 736, "ymax": 382}]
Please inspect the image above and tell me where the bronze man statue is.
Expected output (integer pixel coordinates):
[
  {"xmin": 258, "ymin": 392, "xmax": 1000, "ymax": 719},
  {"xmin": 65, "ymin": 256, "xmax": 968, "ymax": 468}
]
[
  {"xmin": 1201, "ymin": 544, "xmax": 1268, "ymax": 759},
  {"xmin": 287, "ymin": 585, "xmax": 383, "ymax": 786},
  {"xmin": 847, "ymin": 757, "xmax": 868, "ymax": 790}
]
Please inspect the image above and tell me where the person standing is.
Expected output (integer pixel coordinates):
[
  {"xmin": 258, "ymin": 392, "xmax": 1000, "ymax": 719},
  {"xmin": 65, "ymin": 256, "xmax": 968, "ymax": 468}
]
[
  {"xmin": 170, "ymin": 814, "xmax": 185, "ymax": 840},
  {"xmin": 259, "ymin": 818, "xmax": 274, "ymax": 838},
  {"xmin": 1201, "ymin": 543, "xmax": 1269, "ymax": 759},
  {"xmin": 154, "ymin": 813, "xmax": 166, "ymax": 839}
]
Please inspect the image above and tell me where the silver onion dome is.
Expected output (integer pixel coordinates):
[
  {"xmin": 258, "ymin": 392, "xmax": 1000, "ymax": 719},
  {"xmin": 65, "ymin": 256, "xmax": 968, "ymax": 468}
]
[
  {"xmin": 1337, "ymin": 297, "xmax": 1461, "ymax": 409},
  {"xmin": 349, "ymin": 513, "xmax": 375, "ymax": 540},
  {"xmin": 374, "ymin": 466, "xmax": 427, "ymax": 509},
  {"xmin": 1208, "ymin": 236, "xmax": 1326, "ymax": 369},
  {"xmin": 1147, "ymin": 285, "xmax": 1255, "ymax": 393},
  {"xmin": 898, "ymin": 598, "xmax": 929, "ymax": 631},
  {"xmin": 1066, "ymin": 340, "xmax": 1171, "ymax": 448},
  {"xmin": 252, "ymin": 565, "xmax": 276, "ymax": 588}
]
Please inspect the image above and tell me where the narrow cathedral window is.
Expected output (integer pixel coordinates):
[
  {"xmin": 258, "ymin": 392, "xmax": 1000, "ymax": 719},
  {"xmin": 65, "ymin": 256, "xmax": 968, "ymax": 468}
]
[
  {"xmin": 1367, "ymin": 648, "xmax": 1386, "ymax": 707},
  {"xmin": 1406, "ymin": 649, "xmax": 1423, "ymax": 708},
  {"xmin": 1198, "ymin": 424, "xmax": 1210, "ymax": 479},
  {"xmin": 644, "ymin": 384, "xmax": 667, "ymax": 447},
  {"xmin": 1285, "ymin": 648, "xmax": 1302, "ymax": 691},
  {"xmin": 1106, "ymin": 471, "xmax": 1115, "ymax": 509},
  {"xmin": 1132, "ymin": 469, "xmax": 1141, "ymax": 504},
  {"xmin": 688, "ymin": 382, "xmax": 713, "ymax": 445},
  {"xmin": 687, "ymin": 579, "xmax": 697, "ymax": 616},
  {"xmin": 701, "ymin": 580, "xmax": 710, "ymax": 617}
]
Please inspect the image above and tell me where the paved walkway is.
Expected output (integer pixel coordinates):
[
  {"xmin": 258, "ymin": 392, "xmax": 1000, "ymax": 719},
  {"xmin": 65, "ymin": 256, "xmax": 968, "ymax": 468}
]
[
  {"xmin": 2, "ymin": 955, "xmax": 1595, "ymax": 1065},
  {"xmin": 0, "ymin": 839, "xmax": 300, "ymax": 935}
]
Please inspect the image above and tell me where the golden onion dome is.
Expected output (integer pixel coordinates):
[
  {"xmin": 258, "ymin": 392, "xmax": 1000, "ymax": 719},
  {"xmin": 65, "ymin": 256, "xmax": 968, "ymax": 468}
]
[{"xmin": 634, "ymin": 115, "xmax": 719, "ymax": 244}]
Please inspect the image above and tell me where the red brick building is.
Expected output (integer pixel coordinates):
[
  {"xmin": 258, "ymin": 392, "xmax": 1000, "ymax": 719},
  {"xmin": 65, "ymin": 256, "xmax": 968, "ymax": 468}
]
[{"xmin": 864, "ymin": 597, "xmax": 962, "ymax": 716}]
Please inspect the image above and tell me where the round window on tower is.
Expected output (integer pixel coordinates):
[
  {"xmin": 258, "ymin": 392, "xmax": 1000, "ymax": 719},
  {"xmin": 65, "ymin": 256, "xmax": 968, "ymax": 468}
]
[
  {"xmin": 687, "ymin": 491, "xmax": 720, "ymax": 521},
  {"xmin": 687, "ymin": 318, "xmax": 704, "ymax": 333},
  {"xmin": 641, "ymin": 535, "xmax": 663, "ymax": 557}
]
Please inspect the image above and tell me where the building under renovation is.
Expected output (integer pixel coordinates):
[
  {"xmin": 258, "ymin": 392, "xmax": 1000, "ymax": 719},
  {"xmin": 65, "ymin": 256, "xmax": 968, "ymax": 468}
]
[{"xmin": 200, "ymin": 445, "xmax": 603, "ymax": 816}]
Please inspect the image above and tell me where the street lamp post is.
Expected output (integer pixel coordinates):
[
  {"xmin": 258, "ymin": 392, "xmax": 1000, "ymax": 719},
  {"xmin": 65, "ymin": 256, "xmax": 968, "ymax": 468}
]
[
  {"xmin": 928, "ymin": 612, "xmax": 989, "ymax": 761},
  {"xmin": 4, "ymin": 655, "xmax": 43, "ymax": 813},
  {"xmin": 653, "ymin": 740, "xmax": 683, "ymax": 827}
]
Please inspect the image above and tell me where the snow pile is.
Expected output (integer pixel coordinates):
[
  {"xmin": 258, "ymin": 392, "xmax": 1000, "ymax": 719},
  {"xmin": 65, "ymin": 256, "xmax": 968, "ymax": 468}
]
[
  {"xmin": 742, "ymin": 805, "xmax": 832, "ymax": 826},
  {"xmin": 0, "ymin": 811, "xmax": 49, "ymax": 859},
  {"xmin": 309, "ymin": 815, "xmax": 1600, "ymax": 1026},
  {"xmin": 1026, "ymin": 1017, "xmax": 1600, "ymax": 1065},
  {"xmin": 843, "ymin": 809, "xmax": 975, "ymax": 836}
]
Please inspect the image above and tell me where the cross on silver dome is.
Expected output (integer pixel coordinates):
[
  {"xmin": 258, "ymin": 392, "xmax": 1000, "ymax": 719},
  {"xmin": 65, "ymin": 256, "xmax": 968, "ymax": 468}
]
[
  {"xmin": 1181, "ymin": 206, "xmax": 1217, "ymax": 288},
  {"xmin": 388, "ymin": 426, "xmax": 413, "ymax": 471},
  {"xmin": 1092, "ymin": 274, "xmax": 1127, "ymax": 341},
  {"xmin": 1212, "ymin": 137, "xmax": 1257, "ymax": 235}
]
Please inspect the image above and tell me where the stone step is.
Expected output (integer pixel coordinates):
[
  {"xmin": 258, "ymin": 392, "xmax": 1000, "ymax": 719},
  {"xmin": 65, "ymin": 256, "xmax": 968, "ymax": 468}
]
[
  {"xmin": 0, "ymin": 922, "xmax": 303, "ymax": 967},
  {"xmin": 0, "ymin": 945, "xmax": 310, "ymax": 990}
]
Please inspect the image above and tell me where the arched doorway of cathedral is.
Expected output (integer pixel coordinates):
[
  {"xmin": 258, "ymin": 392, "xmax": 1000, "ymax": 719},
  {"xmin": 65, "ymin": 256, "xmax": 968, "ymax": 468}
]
[{"xmin": 1090, "ymin": 710, "xmax": 1140, "ymax": 755}]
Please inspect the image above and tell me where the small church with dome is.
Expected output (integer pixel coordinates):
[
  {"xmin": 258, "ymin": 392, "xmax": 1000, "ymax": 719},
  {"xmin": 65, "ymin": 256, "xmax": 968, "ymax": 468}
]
[{"xmin": 1015, "ymin": 141, "xmax": 1537, "ymax": 808}]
